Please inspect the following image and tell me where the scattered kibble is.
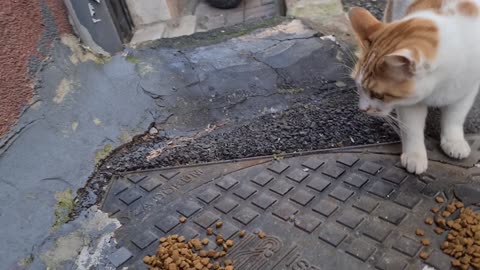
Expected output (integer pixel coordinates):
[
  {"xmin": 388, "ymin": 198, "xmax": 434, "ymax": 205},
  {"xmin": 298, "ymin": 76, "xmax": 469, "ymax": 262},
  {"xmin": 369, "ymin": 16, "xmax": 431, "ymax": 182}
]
[
  {"xmin": 436, "ymin": 196, "xmax": 445, "ymax": 203},
  {"xmin": 421, "ymin": 239, "xmax": 431, "ymax": 246},
  {"xmin": 425, "ymin": 217, "xmax": 434, "ymax": 225},
  {"xmin": 431, "ymin": 207, "xmax": 440, "ymax": 214},
  {"xmin": 216, "ymin": 221, "xmax": 224, "ymax": 228},
  {"xmin": 442, "ymin": 210, "xmax": 452, "ymax": 218},
  {"xmin": 226, "ymin": 240, "xmax": 234, "ymax": 247},
  {"xmin": 179, "ymin": 216, "xmax": 187, "ymax": 223},
  {"xmin": 207, "ymin": 227, "xmax": 214, "ymax": 235},
  {"xmin": 258, "ymin": 231, "xmax": 266, "ymax": 239},
  {"xmin": 239, "ymin": 230, "xmax": 246, "ymax": 238},
  {"xmin": 438, "ymin": 203, "xmax": 480, "ymax": 270},
  {"xmin": 416, "ymin": 229, "xmax": 425, "ymax": 236},
  {"xmin": 143, "ymin": 234, "xmax": 236, "ymax": 270},
  {"xmin": 420, "ymin": 251, "xmax": 430, "ymax": 260},
  {"xmin": 434, "ymin": 227, "xmax": 445, "ymax": 234},
  {"xmin": 202, "ymin": 238, "xmax": 209, "ymax": 245}
]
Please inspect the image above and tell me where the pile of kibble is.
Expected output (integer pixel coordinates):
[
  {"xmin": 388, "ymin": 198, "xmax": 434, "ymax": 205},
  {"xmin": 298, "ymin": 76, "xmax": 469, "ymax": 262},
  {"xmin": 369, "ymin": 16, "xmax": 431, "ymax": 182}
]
[
  {"xmin": 143, "ymin": 219, "xmax": 266, "ymax": 270},
  {"xmin": 421, "ymin": 197, "xmax": 480, "ymax": 270}
]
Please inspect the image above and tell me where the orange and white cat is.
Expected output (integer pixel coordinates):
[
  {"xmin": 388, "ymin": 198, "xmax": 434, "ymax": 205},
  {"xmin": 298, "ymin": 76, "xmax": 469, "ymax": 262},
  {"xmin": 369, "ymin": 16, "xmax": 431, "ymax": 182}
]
[{"xmin": 349, "ymin": 0, "xmax": 480, "ymax": 174}]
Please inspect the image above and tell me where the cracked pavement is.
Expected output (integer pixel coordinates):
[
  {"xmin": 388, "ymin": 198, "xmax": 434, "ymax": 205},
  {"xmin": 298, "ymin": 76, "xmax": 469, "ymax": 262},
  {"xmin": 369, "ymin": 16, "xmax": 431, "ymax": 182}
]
[{"xmin": 1, "ymin": 13, "xmax": 480, "ymax": 269}]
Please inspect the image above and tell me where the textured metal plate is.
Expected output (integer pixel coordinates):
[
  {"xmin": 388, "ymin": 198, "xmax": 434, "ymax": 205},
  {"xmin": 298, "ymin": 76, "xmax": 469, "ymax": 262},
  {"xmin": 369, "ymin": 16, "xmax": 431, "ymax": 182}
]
[{"xmin": 102, "ymin": 145, "xmax": 479, "ymax": 269}]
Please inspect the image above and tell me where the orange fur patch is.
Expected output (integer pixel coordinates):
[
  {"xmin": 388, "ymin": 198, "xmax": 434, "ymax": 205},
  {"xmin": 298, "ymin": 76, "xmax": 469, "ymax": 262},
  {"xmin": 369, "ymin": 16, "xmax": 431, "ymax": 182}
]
[
  {"xmin": 457, "ymin": 1, "xmax": 479, "ymax": 16},
  {"xmin": 351, "ymin": 15, "xmax": 439, "ymax": 100},
  {"xmin": 407, "ymin": 0, "xmax": 443, "ymax": 14}
]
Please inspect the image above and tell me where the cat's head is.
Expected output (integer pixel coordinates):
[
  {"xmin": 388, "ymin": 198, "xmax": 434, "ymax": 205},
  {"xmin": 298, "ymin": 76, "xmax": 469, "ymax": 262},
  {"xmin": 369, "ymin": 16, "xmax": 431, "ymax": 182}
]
[{"xmin": 348, "ymin": 7, "xmax": 438, "ymax": 116}]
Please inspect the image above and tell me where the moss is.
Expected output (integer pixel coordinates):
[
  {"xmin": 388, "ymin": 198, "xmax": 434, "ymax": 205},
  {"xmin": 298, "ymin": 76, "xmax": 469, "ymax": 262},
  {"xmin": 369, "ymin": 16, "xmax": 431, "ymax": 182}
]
[
  {"xmin": 95, "ymin": 144, "xmax": 113, "ymax": 164},
  {"xmin": 52, "ymin": 189, "xmax": 74, "ymax": 231},
  {"xmin": 17, "ymin": 254, "xmax": 34, "ymax": 267},
  {"xmin": 125, "ymin": 55, "xmax": 140, "ymax": 64},
  {"xmin": 277, "ymin": 87, "xmax": 305, "ymax": 94}
]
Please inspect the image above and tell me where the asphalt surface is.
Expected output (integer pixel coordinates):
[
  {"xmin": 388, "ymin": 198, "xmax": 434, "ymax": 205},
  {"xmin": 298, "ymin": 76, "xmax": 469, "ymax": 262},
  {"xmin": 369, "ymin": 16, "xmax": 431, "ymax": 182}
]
[{"xmin": 1, "ymin": 1, "xmax": 480, "ymax": 268}]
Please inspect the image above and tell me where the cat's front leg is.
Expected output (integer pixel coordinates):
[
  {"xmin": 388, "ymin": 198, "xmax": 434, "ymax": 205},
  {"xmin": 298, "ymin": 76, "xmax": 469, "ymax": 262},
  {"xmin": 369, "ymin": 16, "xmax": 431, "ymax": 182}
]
[
  {"xmin": 440, "ymin": 88, "xmax": 478, "ymax": 159},
  {"xmin": 397, "ymin": 104, "xmax": 428, "ymax": 174}
]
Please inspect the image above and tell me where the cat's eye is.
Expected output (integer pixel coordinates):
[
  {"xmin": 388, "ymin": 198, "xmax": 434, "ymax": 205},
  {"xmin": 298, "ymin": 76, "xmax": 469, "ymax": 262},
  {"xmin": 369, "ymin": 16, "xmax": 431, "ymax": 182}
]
[{"xmin": 370, "ymin": 91, "xmax": 384, "ymax": 100}]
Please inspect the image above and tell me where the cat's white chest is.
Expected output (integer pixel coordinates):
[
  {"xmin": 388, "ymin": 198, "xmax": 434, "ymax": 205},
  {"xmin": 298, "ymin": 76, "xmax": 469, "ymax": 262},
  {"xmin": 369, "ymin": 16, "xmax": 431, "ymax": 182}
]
[{"xmin": 423, "ymin": 79, "xmax": 477, "ymax": 107}]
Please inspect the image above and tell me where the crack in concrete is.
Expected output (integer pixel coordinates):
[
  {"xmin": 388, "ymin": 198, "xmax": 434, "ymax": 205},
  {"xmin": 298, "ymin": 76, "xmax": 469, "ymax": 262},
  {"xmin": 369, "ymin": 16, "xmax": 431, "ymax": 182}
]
[{"xmin": 0, "ymin": 118, "xmax": 43, "ymax": 157}]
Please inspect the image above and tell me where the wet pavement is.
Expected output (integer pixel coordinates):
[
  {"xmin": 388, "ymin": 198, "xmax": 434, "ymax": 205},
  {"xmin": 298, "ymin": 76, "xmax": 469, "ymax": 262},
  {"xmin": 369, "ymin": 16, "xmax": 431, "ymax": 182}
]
[{"xmin": 0, "ymin": 1, "xmax": 479, "ymax": 269}]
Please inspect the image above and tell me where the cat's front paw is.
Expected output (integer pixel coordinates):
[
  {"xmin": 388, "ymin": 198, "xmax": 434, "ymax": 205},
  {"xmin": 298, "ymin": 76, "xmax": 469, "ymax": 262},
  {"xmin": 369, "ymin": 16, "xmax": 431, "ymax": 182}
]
[
  {"xmin": 401, "ymin": 151, "xmax": 428, "ymax": 175},
  {"xmin": 440, "ymin": 137, "xmax": 471, "ymax": 159}
]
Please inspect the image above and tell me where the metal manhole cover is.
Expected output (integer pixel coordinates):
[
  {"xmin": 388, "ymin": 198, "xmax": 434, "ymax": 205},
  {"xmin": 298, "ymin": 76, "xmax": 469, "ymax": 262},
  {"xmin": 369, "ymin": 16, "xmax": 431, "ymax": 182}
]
[{"xmin": 101, "ymin": 144, "xmax": 478, "ymax": 269}]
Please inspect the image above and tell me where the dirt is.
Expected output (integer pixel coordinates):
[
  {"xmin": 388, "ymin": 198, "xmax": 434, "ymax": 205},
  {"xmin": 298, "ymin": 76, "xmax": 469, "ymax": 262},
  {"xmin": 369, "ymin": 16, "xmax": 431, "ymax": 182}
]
[{"xmin": 0, "ymin": 0, "xmax": 71, "ymax": 137}]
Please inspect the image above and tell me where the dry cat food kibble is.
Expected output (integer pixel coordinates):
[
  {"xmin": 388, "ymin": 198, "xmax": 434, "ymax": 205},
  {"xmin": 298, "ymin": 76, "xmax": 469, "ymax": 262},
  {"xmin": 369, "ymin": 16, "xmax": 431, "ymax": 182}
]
[
  {"xmin": 419, "ymin": 251, "xmax": 430, "ymax": 260},
  {"xmin": 179, "ymin": 217, "xmax": 187, "ymax": 223},
  {"xmin": 425, "ymin": 217, "xmax": 434, "ymax": 225},
  {"xmin": 436, "ymin": 196, "xmax": 445, "ymax": 203},
  {"xmin": 216, "ymin": 221, "xmax": 223, "ymax": 228},
  {"xmin": 144, "ymin": 234, "xmax": 236, "ymax": 270},
  {"xmin": 258, "ymin": 231, "xmax": 266, "ymax": 239},
  {"xmin": 239, "ymin": 230, "xmax": 246, "ymax": 238},
  {"xmin": 421, "ymin": 239, "xmax": 431, "ymax": 246},
  {"xmin": 416, "ymin": 229, "xmax": 425, "ymax": 236},
  {"xmin": 436, "ymin": 204, "xmax": 480, "ymax": 270}
]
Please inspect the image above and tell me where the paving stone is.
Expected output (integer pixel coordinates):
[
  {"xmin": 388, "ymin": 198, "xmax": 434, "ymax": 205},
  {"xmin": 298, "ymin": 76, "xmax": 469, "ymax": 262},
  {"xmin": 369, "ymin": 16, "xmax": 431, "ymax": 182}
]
[
  {"xmin": 425, "ymin": 250, "xmax": 452, "ymax": 270},
  {"xmin": 294, "ymin": 214, "xmax": 322, "ymax": 233},
  {"xmin": 360, "ymin": 221, "xmax": 392, "ymax": 243},
  {"xmin": 322, "ymin": 165, "xmax": 346, "ymax": 179},
  {"xmin": 110, "ymin": 178, "xmax": 130, "ymax": 195},
  {"xmin": 290, "ymin": 189, "xmax": 315, "ymax": 206},
  {"xmin": 376, "ymin": 204, "xmax": 407, "ymax": 225},
  {"xmin": 329, "ymin": 185, "xmax": 354, "ymax": 202},
  {"xmin": 108, "ymin": 247, "xmax": 133, "ymax": 267},
  {"xmin": 302, "ymin": 157, "xmax": 325, "ymax": 170},
  {"xmin": 155, "ymin": 215, "xmax": 180, "ymax": 233},
  {"xmin": 251, "ymin": 171, "xmax": 274, "ymax": 186},
  {"xmin": 343, "ymin": 173, "xmax": 369, "ymax": 188},
  {"xmin": 139, "ymin": 176, "xmax": 164, "ymax": 192},
  {"xmin": 269, "ymin": 180, "xmax": 294, "ymax": 196},
  {"xmin": 181, "ymin": 225, "xmax": 199, "ymax": 240},
  {"xmin": 131, "ymin": 230, "xmax": 157, "ymax": 250},
  {"xmin": 118, "ymin": 188, "xmax": 142, "ymax": 205},
  {"xmin": 394, "ymin": 192, "xmax": 421, "ymax": 209},
  {"xmin": 337, "ymin": 209, "xmax": 364, "ymax": 229},
  {"xmin": 345, "ymin": 238, "xmax": 376, "ymax": 262},
  {"xmin": 312, "ymin": 199, "xmax": 338, "ymax": 217},
  {"xmin": 233, "ymin": 207, "xmax": 259, "ymax": 225},
  {"xmin": 216, "ymin": 175, "xmax": 239, "ymax": 190},
  {"xmin": 352, "ymin": 196, "xmax": 379, "ymax": 213},
  {"xmin": 233, "ymin": 184, "xmax": 257, "ymax": 200},
  {"xmin": 337, "ymin": 155, "xmax": 360, "ymax": 167},
  {"xmin": 245, "ymin": 3, "xmax": 277, "ymax": 20},
  {"xmin": 375, "ymin": 252, "xmax": 408, "ymax": 270},
  {"xmin": 251, "ymin": 193, "xmax": 277, "ymax": 210},
  {"xmin": 160, "ymin": 171, "xmax": 179, "ymax": 180},
  {"xmin": 197, "ymin": 188, "xmax": 221, "ymax": 204},
  {"xmin": 127, "ymin": 175, "xmax": 147, "ymax": 184},
  {"xmin": 212, "ymin": 221, "xmax": 239, "ymax": 240},
  {"xmin": 176, "ymin": 200, "xmax": 202, "ymax": 218},
  {"xmin": 268, "ymin": 162, "xmax": 290, "ymax": 174},
  {"xmin": 272, "ymin": 202, "xmax": 299, "ymax": 221},
  {"xmin": 306, "ymin": 176, "xmax": 331, "ymax": 192},
  {"xmin": 367, "ymin": 181, "xmax": 394, "ymax": 198},
  {"xmin": 214, "ymin": 197, "xmax": 240, "ymax": 214},
  {"xmin": 359, "ymin": 162, "xmax": 383, "ymax": 176},
  {"xmin": 286, "ymin": 168, "xmax": 310, "ymax": 183},
  {"xmin": 194, "ymin": 211, "xmax": 220, "ymax": 229},
  {"xmin": 318, "ymin": 223, "xmax": 348, "ymax": 247},
  {"xmin": 382, "ymin": 168, "xmax": 408, "ymax": 185},
  {"xmin": 392, "ymin": 236, "xmax": 421, "ymax": 257}
]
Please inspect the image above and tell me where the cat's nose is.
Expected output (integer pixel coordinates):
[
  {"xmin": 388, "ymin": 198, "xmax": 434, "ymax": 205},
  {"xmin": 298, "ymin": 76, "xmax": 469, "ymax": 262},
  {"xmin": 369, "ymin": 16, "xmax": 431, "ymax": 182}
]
[{"xmin": 359, "ymin": 106, "xmax": 370, "ymax": 113}]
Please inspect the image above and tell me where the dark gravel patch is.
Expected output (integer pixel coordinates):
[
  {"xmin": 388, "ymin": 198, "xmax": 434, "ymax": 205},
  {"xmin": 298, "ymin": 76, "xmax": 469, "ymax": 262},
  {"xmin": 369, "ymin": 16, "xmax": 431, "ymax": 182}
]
[{"xmin": 72, "ymin": 87, "xmax": 399, "ymax": 215}]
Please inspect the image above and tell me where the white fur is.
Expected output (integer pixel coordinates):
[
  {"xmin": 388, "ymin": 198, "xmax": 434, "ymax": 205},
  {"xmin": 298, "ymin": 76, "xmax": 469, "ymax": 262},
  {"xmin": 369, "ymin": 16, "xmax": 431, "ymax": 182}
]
[{"xmin": 358, "ymin": 3, "xmax": 480, "ymax": 174}]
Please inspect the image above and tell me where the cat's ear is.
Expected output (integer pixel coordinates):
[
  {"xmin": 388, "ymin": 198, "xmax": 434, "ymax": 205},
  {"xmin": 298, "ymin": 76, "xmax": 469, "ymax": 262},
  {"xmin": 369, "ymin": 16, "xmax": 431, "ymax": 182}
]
[
  {"xmin": 384, "ymin": 48, "xmax": 419, "ymax": 78},
  {"xmin": 348, "ymin": 7, "xmax": 383, "ymax": 47}
]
